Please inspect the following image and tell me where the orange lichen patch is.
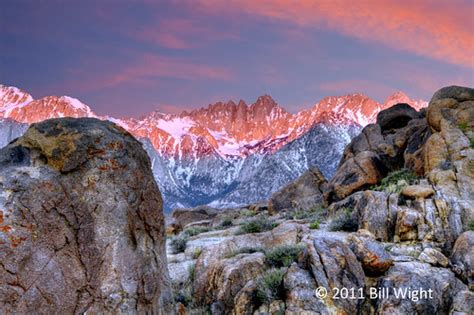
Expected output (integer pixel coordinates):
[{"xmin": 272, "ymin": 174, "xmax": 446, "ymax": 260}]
[
  {"xmin": 0, "ymin": 211, "xmax": 3, "ymax": 224},
  {"xmin": 9, "ymin": 235, "xmax": 26, "ymax": 248},
  {"xmin": 0, "ymin": 225, "xmax": 12, "ymax": 233},
  {"xmin": 107, "ymin": 141, "xmax": 124, "ymax": 150},
  {"xmin": 109, "ymin": 159, "xmax": 120, "ymax": 170}
]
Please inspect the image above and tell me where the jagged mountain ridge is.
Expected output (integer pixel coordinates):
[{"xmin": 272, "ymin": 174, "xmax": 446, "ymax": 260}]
[{"xmin": 0, "ymin": 84, "xmax": 427, "ymax": 210}]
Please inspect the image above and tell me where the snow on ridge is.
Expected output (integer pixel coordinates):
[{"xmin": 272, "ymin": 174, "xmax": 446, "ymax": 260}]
[{"xmin": 156, "ymin": 117, "xmax": 195, "ymax": 139}]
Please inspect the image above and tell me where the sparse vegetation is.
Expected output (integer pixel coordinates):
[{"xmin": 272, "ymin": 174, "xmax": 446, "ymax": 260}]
[
  {"xmin": 188, "ymin": 263, "xmax": 196, "ymax": 283},
  {"xmin": 290, "ymin": 205, "xmax": 326, "ymax": 221},
  {"xmin": 470, "ymin": 137, "xmax": 474, "ymax": 149},
  {"xmin": 328, "ymin": 208, "xmax": 358, "ymax": 232},
  {"xmin": 459, "ymin": 122, "xmax": 468, "ymax": 131},
  {"xmin": 309, "ymin": 220, "xmax": 320, "ymax": 229},
  {"xmin": 184, "ymin": 226, "xmax": 210, "ymax": 237},
  {"xmin": 265, "ymin": 244, "xmax": 305, "ymax": 267},
  {"xmin": 220, "ymin": 217, "xmax": 233, "ymax": 227},
  {"xmin": 236, "ymin": 217, "xmax": 278, "ymax": 235},
  {"xmin": 256, "ymin": 268, "xmax": 286, "ymax": 304},
  {"xmin": 225, "ymin": 246, "xmax": 265, "ymax": 258},
  {"xmin": 193, "ymin": 247, "xmax": 202, "ymax": 259},
  {"xmin": 468, "ymin": 219, "xmax": 474, "ymax": 231},
  {"xmin": 371, "ymin": 169, "xmax": 418, "ymax": 193},
  {"xmin": 241, "ymin": 209, "xmax": 257, "ymax": 217},
  {"xmin": 169, "ymin": 235, "xmax": 188, "ymax": 254}
]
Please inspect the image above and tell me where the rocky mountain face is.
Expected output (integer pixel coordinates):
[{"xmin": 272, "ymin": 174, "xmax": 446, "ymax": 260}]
[
  {"xmin": 166, "ymin": 86, "xmax": 474, "ymax": 314},
  {"xmin": 0, "ymin": 118, "xmax": 174, "ymax": 313},
  {"xmin": 0, "ymin": 84, "xmax": 426, "ymax": 211}
]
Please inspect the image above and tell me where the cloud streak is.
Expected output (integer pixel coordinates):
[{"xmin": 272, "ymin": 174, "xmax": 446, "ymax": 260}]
[{"xmin": 197, "ymin": 0, "xmax": 474, "ymax": 67}]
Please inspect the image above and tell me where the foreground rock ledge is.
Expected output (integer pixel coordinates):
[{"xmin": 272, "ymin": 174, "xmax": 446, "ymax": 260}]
[{"xmin": 0, "ymin": 118, "xmax": 174, "ymax": 314}]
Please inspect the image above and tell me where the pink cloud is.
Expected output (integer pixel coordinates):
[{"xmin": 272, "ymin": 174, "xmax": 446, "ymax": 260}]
[
  {"xmin": 196, "ymin": 0, "xmax": 474, "ymax": 67},
  {"xmin": 63, "ymin": 53, "xmax": 232, "ymax": 92},
  {"xmin": 132, "ymin": 17, "xmax": 239, "ymax": 49},
  {"xmin": 318, "ymin": 79, "xmax": 396, "ymax": 97}
]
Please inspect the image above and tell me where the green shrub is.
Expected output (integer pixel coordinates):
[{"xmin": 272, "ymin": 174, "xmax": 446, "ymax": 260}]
[
  {"xmin": 309, "ymin": 220, "xmax": 320, "ymax": 229},
  {"xmin": 221, "ymin": 217, "xmax": 233, "ymax": 227},
  {"xmin": 188, "ymin": 263, "xmax": 196, "ymax": 283},
  {"xmin": 184, "ymin": 226, "xmax": 210, "ymax": 237},
  {"xmin": 192, "ymin": 247, "xmax": 202, "ymax": 259},
  {"xmin": 328, "ymin": 208, "xmax": 358, "ymax": 232},
  {"xmin": 170, "ymin": 235, "xmax": 188, "ymax": 254},
  {"xmin": 459, "ymin": 122, "xmax": 468, "ymax": 131},
  {"xmin": 265, "ymin": 244, "xmax": 305, "ymax": 267},
  {"xmin": 291, "ymin": 205, "xmax": 325, "ymax": 221},
  {"xmin": 468, "ymin": 219, "xmax": 474, "ymax": 231},
  {"xmin": 241, "ymin": 209, "xmax": 257, "ymax": 217},
  {"xmin": 470, "ymin": 137, "xmax": 474, "ymax": 149},
  {"xmin": 371, "ymin": 169, "xmax": 418, "ymax": 193},
  {"xmin": 225, "ymin": 246, "xmax": 265, "ymax": 258},
  {"xmin": 256, "ymin": 268, "xmax": 286, "ymax": 304},
  {"xmin": 237, "ymin": 217, "xmax": 278, "ymax": 235}
]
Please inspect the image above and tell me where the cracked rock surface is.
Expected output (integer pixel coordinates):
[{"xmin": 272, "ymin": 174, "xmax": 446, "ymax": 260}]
[{"xmin": 0, "ymin": 118, "xmax": 174, "ymax": 314}]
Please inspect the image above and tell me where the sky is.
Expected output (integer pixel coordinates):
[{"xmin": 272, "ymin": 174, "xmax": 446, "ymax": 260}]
[{"xmin": 1, "ymin": 0, "xmax": 473, "ymax": 118}]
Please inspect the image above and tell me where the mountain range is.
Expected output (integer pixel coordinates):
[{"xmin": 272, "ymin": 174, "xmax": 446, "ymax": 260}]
[{"xmin": 0, "ymin": 84, "xmax": 426, "ymax": 211}]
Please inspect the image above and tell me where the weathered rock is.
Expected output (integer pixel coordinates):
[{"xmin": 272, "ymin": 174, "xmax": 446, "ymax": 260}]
[
  {"xmin": 376, "ymin": 103, "xmax": 419, "ymax": 132},
  {"xmin": 418, "ymin": 247, "xmax": 449, "ymax": 267},
  {"xmin": 196, "ymin": 252, "xmax": 266, "ymax": 312},
  {"xmin": 269, "ymin": 167, "xmax": 326, "ymax": 213},
  {"xmin": 303, "ymin": 233, "xmax": 365, "ymax": 314},
  {"xmin": 394, "ymin": 207, "xmax": 421, "ymax": 241},
  {"xmin": 284, "ymin": 264, "xmax": 328, "ymax": 314},
  {"xmin": 0, "ymin": 118, "xmax": 173, "ymax": 314},
  {"xmin": 193, "ymin": 222, "xmax": 305, "ymax": 313},
  {"xmin": 348, "ymin": 230, "xmax": 393, "ymax": 276},
  {"xmin": 329, "ymin": 191, "xmax": 398, "ymax": 241},
  {"xmin": 325, "ymin": 151, "xmax": 387, "ymax": 204},
  {"xmin": 375, "ymin": 262, "xmax": 472, "ymax": 314},
  {"xmin": 171, "ymin": 205, "xmax": 219, "ymax": 231},
  {"xmin": 400, "ymin": 184, "xmax": 435, "ymax": 199},
  {"xmin": 450, "ymin": 231, "xmax": 474, "ymax": 288},
  {"xmin": 423, "ymin": 86, "xmax": 474, "ymax": 245}
]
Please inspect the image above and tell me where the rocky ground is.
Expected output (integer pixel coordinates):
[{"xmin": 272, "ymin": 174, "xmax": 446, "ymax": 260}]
[{"xmin": 166, "ymin": 86, "xmax": 474, "ymax": 315}]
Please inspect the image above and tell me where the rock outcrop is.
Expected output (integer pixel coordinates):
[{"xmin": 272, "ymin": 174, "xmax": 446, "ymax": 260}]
[
  {"xmin": 0, "ymin": 118, "xmax": 173, "ymax": 314},
  {"xmin": 269, "ymin": 167, "xmax": 326, "ymax": 213},
  {"xmin": 165, "ymin": 86, "xmax": 473, "ymax": 315}
]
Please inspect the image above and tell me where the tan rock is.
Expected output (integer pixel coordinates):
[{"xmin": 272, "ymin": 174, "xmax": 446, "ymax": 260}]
[
  {"xmin": 418, "ymin": 247, "xmax": 449, "ymax": 267},
  {"xmin": 401, "ymin": 185, "xmax": 435, "ymax": 199}
]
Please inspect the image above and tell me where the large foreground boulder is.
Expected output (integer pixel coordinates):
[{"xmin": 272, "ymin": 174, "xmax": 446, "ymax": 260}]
[{"xmin": 0, "ymin": 118, "xmax": 173, "ymax": 314}]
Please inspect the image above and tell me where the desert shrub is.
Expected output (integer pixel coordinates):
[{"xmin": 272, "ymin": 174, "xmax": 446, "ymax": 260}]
[
  {"xmin": 470, "ymin": 137, "xmax": 474, "ymax": 149},
  {"xmin": 184, "ymin": 226, "xmax": 210, "ymax": 237},
  {"xmin": 458, "ymin": 122, "xmax": 469, "ymax": 131},
  {"xmin": 468, "ymin": 219, "xmax": 474, "ymax": 231},
  {"xmin": 188, "ymin": 263, "xmax": 196, "ymax": 283},
  {"xmin": 221, "ymin": 217, "xmax": 233, "ymax": 227},
  {"xmin": 170, "ymin": 235, "xmax": 188, "ymax": 254},
  {"xmin": 265, "ymin": 244, "xmax": 305, "ymax": 267},
  {"xmin": 291, "ymin": 205, "xmax": 325, "ymax": 221},
  {"xmin": 309, "ymin": 220, "xmax": 320, "ymax": 229},
  {"xmin": 241, "ymin": 209, "xmax": 257, "ymax": 217},
  {"xmin": 372, "ymin": 169, "xmax": 418, "ymax": 193},
  {"xmin": 256, "ymin": 268, "xmax": 286, "ymax": 304},
  {"xmin": 225, "ymin": 246, "xmax": 265, "ymax": 258},
  {"xmin": 237, "ymin": 217, "xmax": 278, "ymax": 235},
  {"xmin": 328, "ymin": 208, "xmax": 358, "ymax": 232},
  {"xmin": 192, "ymin": 247, "xmax": 202, "ymax": 259}
]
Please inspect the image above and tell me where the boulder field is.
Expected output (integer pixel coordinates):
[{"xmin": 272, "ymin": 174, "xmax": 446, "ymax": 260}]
[{"xmin": 167, "ymin": 86, "xmax": 474, "ymax": 314}]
